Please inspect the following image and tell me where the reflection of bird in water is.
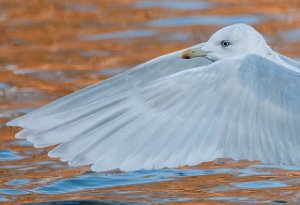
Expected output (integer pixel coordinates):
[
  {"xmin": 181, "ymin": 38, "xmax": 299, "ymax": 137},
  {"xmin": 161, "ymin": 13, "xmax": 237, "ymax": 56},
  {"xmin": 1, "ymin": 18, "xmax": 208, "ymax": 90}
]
[{"xmin": 7, "ymin": 24, "xmax": 300, "ymax": 172}]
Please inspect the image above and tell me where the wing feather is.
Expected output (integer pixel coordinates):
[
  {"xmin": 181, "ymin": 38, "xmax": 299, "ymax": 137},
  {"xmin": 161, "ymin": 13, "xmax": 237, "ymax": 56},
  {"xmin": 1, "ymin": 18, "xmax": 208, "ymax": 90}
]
[
  {"xmin": 9, "ymin": 53, "xmax": 300, "ymax": 171},
  {"xmin": 278, "ymin": 53, "xmax": 300, "ymax": 69},
  {"xmin": 8, "ymin": 48, "xmax": 211, "ymax": 127}
]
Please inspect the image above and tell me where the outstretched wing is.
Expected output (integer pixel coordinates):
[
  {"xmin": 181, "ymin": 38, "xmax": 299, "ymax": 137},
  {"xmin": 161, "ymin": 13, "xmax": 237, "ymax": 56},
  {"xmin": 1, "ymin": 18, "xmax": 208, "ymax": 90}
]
[
  {"xmin": 10, "ymin": 54, "xmax": 300, "ymax": 172},
  {"xmin": 8, "ymin": 47, "xmax": 211, "ymax": 126}
]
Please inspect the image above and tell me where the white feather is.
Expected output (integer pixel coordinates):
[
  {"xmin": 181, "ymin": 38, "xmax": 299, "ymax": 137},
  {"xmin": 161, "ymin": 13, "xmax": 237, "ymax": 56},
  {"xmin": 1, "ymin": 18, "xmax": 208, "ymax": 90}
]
[
  {"xmin": 7, "ymin": 48, "xmax": 211, "ymax": 127},
  {"xmin": 9, "ymin": 53, "xmax": 300, "ymax": 172}
]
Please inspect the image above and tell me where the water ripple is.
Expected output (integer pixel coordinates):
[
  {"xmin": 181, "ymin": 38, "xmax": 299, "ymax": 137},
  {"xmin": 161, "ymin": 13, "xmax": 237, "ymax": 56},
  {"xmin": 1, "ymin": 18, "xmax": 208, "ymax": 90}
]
[
  {"xmin": 233, "ymin": 180, "xmax": 287, "ymax": 189},
  {"xmin": 134, "ymin": 1, "xmax": 212, "ymax": 10},
  {"xmin": 32, "ymin": 168, "xmax": 232, "ymax": 194},
  {"xmin": 80, "ymin": 30, "xmax": 158, "ymax": 41},
  {"xmin": 150, "ymin": 15, "xmax": 261, "ymax": 27},
  {"xmin": 0, "ymin": 149, "xmax": 26, "ymax": 161}
]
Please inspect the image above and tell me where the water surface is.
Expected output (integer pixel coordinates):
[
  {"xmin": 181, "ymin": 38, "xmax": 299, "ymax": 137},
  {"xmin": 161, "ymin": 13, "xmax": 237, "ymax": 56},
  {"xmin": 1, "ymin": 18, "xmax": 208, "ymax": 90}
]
[{"xmin": 1, "ymin": 0, "xmax": 300, "ymax": 204}]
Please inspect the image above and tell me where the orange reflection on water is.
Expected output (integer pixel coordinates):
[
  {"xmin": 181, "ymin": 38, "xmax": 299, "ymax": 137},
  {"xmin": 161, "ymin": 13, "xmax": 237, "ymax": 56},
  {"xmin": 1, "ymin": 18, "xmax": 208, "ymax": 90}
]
[{"xmin": 0, "ymin": 0, "xmax": 300, "ymax": 204}]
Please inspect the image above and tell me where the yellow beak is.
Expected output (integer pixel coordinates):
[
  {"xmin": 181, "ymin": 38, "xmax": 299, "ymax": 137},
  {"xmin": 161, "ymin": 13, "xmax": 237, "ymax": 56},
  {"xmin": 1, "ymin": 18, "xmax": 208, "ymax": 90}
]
[{"xmin": 181, "ymin": 48, "xmax": 211, "ymax": 59}]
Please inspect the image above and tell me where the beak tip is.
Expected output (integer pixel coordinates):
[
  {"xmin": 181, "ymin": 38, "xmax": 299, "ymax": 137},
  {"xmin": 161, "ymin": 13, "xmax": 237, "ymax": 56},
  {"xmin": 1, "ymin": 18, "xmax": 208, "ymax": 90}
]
[
  {"xmin": 181, "ymin": 47, "xmax": 209, "ymax": 59},
  {"xmin": 181, "ymin": 50, "xmax": 192, "ymax": 59},
  {"xmin": 181, "ymin": 54, "xmax": 191, "ymax": 59}
]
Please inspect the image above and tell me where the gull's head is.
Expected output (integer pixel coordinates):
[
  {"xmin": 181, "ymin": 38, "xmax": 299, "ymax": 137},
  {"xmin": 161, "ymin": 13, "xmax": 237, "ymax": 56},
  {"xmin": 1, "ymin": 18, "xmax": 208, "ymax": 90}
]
[{"xmin": 182, "ymin": 24, "xmax": 272, "ymax": 61}]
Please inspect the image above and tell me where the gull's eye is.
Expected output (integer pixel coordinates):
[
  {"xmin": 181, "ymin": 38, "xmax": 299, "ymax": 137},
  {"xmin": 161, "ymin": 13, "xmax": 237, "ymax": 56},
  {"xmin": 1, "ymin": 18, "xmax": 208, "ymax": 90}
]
[{"xmin": 221, "ymin": 40, "xmax": 230, "ymax": 47}]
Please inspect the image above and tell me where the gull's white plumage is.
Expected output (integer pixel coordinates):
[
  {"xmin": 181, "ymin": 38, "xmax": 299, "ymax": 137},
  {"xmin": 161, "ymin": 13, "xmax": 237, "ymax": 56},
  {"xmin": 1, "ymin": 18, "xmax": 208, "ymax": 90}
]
[
  {"xmin": 7, "ymin": 24, "xmax": 300, "ymax": 172},
  {"xmin": 8, "ymin": 49, "xmax": 211, "ymax": 127}
]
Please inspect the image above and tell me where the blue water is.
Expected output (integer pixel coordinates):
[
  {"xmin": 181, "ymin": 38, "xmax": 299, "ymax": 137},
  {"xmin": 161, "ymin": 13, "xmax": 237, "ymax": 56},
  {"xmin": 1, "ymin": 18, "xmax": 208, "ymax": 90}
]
[
  {"xmin": 210, "ymin": 196, "xmax": 249, "ymax": 202},
  {"xmin": 0, "ymin": 150, "xmax": 26, "ymax": 161},
  {"xmin": 282, "ymin": 28, "xmax": 300, "ymax": 42},
  {"xmin": 0, "ymin": 82, "xmax": 10, "ymax": 90},
  {"xmin": 149, "ymin": 15, "xmax": 261, "ymax": 27},
  {"xmin": 2, "ymin": 160, "xmax": 297, "ymax": 203},
  {"xmin": 1, "ymin": 0, "xmax": 300, "ymax": 204},
  {"xmin": 233, "ymin": 180, "xmax": 287, "ymax": 189},
  {"xmin": 134, "ymin": 1, "xmax": 212, "ymax": 10}
]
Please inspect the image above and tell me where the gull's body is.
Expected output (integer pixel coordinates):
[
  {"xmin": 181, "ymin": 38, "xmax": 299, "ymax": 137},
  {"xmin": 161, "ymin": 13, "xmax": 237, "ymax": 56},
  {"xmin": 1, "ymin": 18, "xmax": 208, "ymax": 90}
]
[{"xmin": 7, "ymin": 24, "xmax": 300, "ymax": 172}]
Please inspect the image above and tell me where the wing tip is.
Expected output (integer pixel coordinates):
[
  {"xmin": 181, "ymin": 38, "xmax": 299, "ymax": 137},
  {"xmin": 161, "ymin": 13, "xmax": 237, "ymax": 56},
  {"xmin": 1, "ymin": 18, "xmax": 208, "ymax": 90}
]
[
  {"xmin": 15, "ymin": 131, "xmax": 26, "ymax": 139},
  {"xmin": 6, "ymin": 119, "xmax": 19, "ymax": 127},
  {"xmin": 48, "ymin": 149, "xmax": 61, "ymax": 158}
]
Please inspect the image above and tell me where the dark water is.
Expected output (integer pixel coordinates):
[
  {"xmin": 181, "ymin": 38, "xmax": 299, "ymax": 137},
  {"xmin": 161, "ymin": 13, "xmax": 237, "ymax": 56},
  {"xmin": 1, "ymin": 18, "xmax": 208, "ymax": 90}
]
[{"xmin": 1, "ymin": 0, "xmax": 300, "ymax": 204}]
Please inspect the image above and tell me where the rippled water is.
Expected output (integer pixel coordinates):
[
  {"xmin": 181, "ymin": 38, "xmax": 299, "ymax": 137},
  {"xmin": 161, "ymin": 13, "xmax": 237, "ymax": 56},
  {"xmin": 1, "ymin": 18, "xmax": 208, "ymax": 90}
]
[{"xmin": 1, "ymin": 0, "xmax": 300, "ymax": 204}]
